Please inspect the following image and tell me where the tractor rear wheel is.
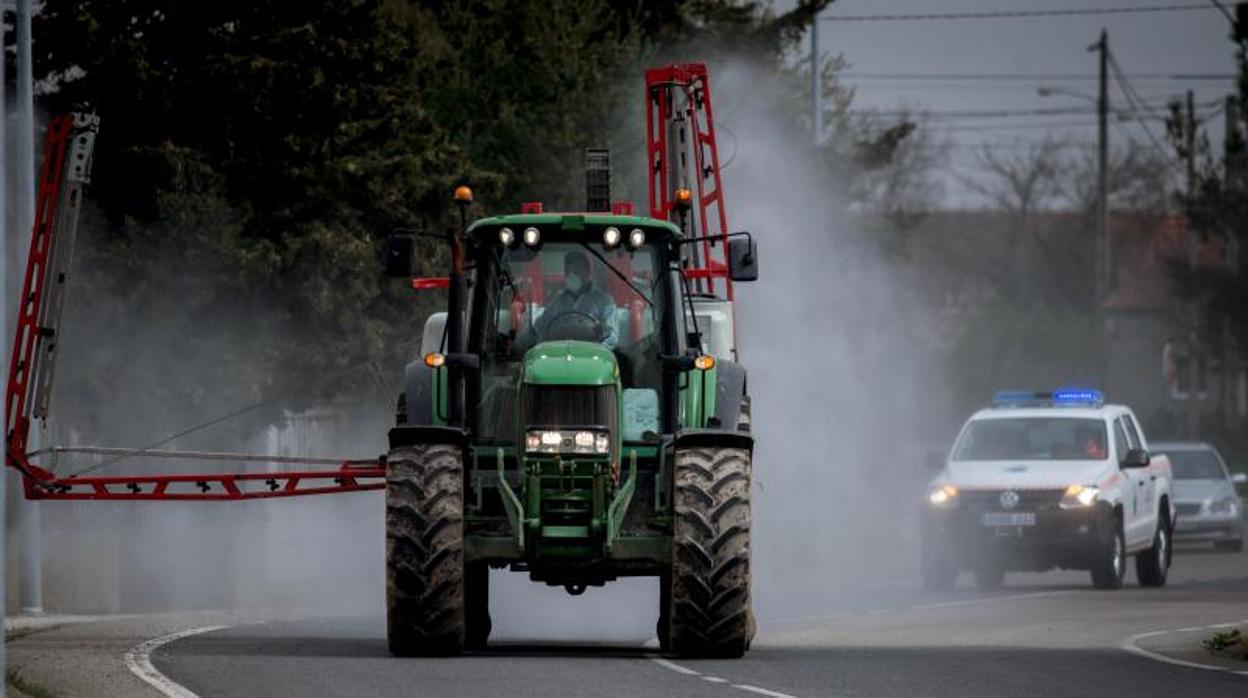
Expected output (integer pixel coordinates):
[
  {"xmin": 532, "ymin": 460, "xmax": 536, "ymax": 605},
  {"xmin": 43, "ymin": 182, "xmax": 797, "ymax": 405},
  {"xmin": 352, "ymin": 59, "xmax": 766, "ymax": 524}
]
[
  {"xmin": 386, "ymin": 444, "xmax": 466, "ymax": 656},
  {"xmin": 669, "ymin": 445, "xmax": 753, "ymax": 658}
]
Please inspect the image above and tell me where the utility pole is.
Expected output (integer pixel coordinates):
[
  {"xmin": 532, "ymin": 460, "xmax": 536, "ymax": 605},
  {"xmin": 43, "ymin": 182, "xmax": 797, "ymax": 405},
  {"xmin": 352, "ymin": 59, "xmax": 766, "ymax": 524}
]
[
  {"xmin": 1224, "ymin": 96, "xmax": 1239, "ymax": 427},
  {"xmin": 811, "ymin": 18, "xmax": 822, "ymax": 146},
  {"xmin": 1185, "ymin": 89, "xmax": 1201, "ymax": 439},
  {"xmin": 1090, "ymin": 29, "xmax": 1109, "ymax": 303},
  {"xmin": 1, "ymin": 0, "xmax": 8, "ymax": 684},
  {"xmin": 15, "ymin": 0, "xmax": 42, "ymax": 615}
]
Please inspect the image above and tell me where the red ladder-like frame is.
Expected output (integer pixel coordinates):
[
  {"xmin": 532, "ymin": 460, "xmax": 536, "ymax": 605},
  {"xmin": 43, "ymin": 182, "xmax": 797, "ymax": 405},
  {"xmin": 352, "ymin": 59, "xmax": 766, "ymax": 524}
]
[
  {"xmin": 4, "ymin": 114, "xmax": 384, "ymax": 501},
  {"xmin": 645, "ymin": 63, "xmax": 733, "ymax": 301}
]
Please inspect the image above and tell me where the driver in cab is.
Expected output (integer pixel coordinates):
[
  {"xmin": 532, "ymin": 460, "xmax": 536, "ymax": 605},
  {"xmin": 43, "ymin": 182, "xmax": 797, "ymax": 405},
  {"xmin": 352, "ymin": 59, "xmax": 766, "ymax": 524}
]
[{"xmin": 532, "ymin": 250, "xmax": 619, "ymax": 348}]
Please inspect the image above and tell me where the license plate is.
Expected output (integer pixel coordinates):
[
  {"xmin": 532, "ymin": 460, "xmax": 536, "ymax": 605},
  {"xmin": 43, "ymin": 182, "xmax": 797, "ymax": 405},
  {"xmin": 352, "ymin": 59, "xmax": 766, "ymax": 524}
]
[{"xmin": 982, "ymin": 512, "xmax": 1036, "ymax": 527}]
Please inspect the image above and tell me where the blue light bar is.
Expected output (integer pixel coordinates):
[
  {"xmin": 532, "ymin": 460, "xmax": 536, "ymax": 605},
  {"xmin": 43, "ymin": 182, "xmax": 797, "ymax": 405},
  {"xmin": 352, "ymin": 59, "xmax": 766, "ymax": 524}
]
[
  {"xmin": 992, "ymin": 388, "xmax": 1104, "ymax": 408},
  {"xmin": 1052, "ymin": 388, "xmax": 1104, "ymax": 407}
]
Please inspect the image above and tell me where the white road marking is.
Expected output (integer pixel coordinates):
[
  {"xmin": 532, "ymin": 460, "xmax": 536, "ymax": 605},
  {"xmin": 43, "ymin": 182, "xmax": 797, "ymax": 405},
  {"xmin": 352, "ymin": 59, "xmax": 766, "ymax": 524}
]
[
  {"xmin": 733, "ymin": 684, "xmax": 798, "ymax": 698},
  {"xmin": 1121, "ymin": 619, "xmax": 1248, "ymax": 677},
  {"xmin": 649, "ymin": 656, "xmax": 702, "ymax": 676},
  {"xmin": 909, "ymin": 589, "xmax": 1073, "ymax": 611},
  {"xmin": 124, "ymin": 625, "xmax": 228, "ymax": 698},
  {"xmin": 650, "ymin": 654, "xmax": 800, "ymax": 697}
]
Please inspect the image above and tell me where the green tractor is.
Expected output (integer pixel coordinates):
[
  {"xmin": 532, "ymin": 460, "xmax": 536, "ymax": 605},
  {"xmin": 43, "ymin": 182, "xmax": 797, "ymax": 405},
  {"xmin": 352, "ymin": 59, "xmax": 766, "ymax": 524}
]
[{"xmin": 382, "ymin": 63, "xmax": 758, "ymax": 658}]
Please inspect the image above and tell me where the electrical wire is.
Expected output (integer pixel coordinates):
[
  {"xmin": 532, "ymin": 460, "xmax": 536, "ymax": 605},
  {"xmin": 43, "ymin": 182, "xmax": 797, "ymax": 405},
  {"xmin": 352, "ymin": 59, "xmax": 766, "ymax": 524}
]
[
  {"xmin": 838, "ymin": 72, "xmax": 1234, "ymax": 82},
  {"xmin": 822, "ymin": 3, "xmax": 1214, "ymax": 22},
  {"xmin": 63, "ymin": 362, "xmax": 380, "ymax": 478},
  {"xmin": 1106, "ymin": 49, "xmax": 1189, "ymax": 171}
]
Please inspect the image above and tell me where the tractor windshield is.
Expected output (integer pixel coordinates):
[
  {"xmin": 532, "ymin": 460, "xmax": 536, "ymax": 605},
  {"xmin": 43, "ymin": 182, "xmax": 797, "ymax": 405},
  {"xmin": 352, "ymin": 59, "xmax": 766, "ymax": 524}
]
[{"xmin": 471, "ymin": 239, "xmax": 670, "ymax": 442}]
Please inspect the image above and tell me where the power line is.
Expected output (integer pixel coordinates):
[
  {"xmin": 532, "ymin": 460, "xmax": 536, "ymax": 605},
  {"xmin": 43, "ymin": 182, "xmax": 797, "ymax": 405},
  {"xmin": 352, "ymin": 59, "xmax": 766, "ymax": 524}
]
[
  {"xmin": 1106, "ymin": 49, "xmax": 1187, "ymax": 171},
  {"xmin": 838, "ymin": 72, "xmax": 1234, "ymax": 82},
  {"xmin": 860, "ymin": 99, "xmax": 1218, "ymax": 120},
  {"xmin": 929, "ymin": 120, "xmax": 1106, "ymax": 132},
  {"xmin": 822, "ymin": 3, "xmax": 1215, "ymax": 22}
]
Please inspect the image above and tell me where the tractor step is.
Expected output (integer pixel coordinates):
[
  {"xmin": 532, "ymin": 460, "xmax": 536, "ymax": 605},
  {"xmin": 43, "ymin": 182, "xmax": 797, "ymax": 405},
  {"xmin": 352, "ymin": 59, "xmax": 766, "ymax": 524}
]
[{"xmin": 541, "ymin": 525, "xmax": 589, "ymax": 539}]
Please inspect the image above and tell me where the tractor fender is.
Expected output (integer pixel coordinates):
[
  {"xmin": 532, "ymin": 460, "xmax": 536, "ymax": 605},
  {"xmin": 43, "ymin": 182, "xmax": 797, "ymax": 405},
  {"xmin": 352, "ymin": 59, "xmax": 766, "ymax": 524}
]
[
  {"xmin": 388, "ymin": 425, "xmax": 469, "ymax": 451},
  {"xmin": 673, "ymin": 429, "xmax": 754, "ymax": 453},
  {"xmin": 711, "ymin": 360, "xmax": 748, "ymax": 430},
  {"xmin": 402, "ymin": 359, "xmax": 437, "ymax": 426}
]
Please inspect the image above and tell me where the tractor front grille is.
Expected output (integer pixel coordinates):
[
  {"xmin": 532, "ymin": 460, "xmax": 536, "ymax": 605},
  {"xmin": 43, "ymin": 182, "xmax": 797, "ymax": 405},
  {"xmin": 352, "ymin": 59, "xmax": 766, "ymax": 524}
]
[{"xmin": 521, "ymin": 384, "xmax": 617, "ymax": 432}]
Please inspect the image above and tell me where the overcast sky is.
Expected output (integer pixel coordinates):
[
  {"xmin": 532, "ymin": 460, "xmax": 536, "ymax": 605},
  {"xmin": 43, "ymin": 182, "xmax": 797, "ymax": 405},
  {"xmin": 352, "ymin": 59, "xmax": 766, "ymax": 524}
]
[{"xmin": 790, "ymin": 0, "xmax": 1239, "ymax": 206}]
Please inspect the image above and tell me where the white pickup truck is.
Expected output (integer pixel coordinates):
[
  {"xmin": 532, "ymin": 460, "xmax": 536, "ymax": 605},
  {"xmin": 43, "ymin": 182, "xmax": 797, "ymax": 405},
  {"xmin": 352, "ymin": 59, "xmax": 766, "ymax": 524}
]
[{"xmin": 921, "ymin": 389, "xmax": 1175, "ymax": 590}]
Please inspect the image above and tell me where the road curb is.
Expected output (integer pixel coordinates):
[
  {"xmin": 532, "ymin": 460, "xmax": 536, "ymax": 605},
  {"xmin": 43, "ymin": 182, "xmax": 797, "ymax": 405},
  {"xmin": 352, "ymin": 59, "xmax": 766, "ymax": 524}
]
[{"xmin": 1122, "ymin": 619, "xmax": 1248, "ymax": 677}]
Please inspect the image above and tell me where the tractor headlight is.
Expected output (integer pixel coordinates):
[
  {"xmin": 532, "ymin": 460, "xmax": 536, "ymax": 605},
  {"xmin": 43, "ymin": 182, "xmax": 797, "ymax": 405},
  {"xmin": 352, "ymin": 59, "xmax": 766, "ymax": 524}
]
[
  {"xmin": 522, "ymin": 226, "xmax": 541, "ymax": 247},
  {"xmin": 603, "ymin": 226, "xmax": 621, "ymax": 249},
  {"xmin": 525, "ymin": 429, "xmax": 609, "ymax": 455},
  {"xmin": 499, "ymin": 227, "xmax": 516, "ymax": 247},
  {"xmin": 627, "ymin": 228, "xmax": 646, "ymax": 249},
  {"xmin": 928, "ymin": 484, "xmax": 957, "ymax": 507},
  {"xmin": 1060, "ymin": 484, "xmax": 1099, "ymax": 509}
]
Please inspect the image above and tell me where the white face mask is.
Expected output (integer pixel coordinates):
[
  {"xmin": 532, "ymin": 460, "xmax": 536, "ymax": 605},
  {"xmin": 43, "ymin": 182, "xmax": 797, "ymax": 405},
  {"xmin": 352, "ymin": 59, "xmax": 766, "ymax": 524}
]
[{"xmin": 565, "ymin": 273, "xmax": 584, "ymax": 293}]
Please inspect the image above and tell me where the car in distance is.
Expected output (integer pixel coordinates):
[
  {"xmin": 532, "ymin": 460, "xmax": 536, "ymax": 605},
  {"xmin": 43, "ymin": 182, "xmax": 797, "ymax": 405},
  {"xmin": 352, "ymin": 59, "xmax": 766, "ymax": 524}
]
[
  {"xmin": 1150, "ymin": 442, "xmax": 1245, "ymax": 552},
  {"xmin": 922, "ymin": 389, "xmax": 1175, "ymax": 590}
]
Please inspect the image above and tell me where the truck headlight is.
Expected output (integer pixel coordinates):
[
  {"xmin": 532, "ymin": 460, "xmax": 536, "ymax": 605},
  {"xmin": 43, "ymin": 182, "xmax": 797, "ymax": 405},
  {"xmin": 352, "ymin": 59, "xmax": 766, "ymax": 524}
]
[
  {"xmin": 1210, "ymin": 495, "xmax": 1239, "ymax": 515},
  {"xmin": 1060, "ymin": 484, "xmax": 1099, "ymax": 509},
  {"xmin": 928, "ymin": 485, "xmax": 957, "ymax": 507}
]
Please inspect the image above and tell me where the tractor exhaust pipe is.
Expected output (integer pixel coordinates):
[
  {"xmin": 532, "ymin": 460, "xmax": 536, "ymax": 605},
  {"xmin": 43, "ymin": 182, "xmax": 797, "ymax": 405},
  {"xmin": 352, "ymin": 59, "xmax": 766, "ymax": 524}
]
[{"xmin": 586, "ymin": 148, "xmax": 610, "ymax": 212}]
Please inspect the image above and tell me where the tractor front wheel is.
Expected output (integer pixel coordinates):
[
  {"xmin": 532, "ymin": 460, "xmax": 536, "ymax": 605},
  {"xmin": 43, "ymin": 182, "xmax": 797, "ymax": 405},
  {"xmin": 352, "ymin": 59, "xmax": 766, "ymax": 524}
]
[
  {"xmin": 386, "ymin": 444, "xmax": 466, "ymax": 656},
  {"xmin": 668, "ymin": 445, "xmax": 754, "ymax": 658}
]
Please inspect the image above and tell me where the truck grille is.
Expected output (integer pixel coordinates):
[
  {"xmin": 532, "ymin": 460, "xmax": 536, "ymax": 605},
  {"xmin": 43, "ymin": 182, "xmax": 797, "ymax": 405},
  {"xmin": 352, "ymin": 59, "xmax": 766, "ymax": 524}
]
[
  {"xmin": 1174, "ymin": 502, "xmax": 1202, "ymax": 517},
  {"xmin": 959, "ymin": 489, "xmax": 1064, "ymax": 511},
  {"xmin": 521, "ymin": 384, "xmax": 616, "ymax": 431}
]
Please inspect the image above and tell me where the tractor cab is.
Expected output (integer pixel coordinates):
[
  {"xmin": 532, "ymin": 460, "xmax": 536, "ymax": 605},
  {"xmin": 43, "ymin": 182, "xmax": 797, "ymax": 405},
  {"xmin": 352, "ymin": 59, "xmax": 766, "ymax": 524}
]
[{"xmin": 466, "ymin": 214, "xmax": 682, "ymax": 449}]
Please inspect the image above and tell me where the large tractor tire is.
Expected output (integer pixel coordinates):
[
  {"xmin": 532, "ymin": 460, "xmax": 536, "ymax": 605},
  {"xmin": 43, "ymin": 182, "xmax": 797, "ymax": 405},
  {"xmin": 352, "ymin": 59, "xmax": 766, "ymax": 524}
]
[
  {"xmin": 386, "ymin": 444, "xmax": 467, "ymax": 656},
  {"xmin": 668, "ymin": 445, "xmax": 754, "ymax": 658}
]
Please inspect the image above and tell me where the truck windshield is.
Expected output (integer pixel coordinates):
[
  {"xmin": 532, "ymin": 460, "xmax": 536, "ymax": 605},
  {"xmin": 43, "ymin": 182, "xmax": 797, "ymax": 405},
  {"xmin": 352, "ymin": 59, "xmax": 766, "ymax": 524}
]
[
  {"xmin": 1158, "ymin": 450, "xmax": 1225, "ymax": 480},
  {"xmin": 952, "ymin": 418, "xmax": 1109, "ymax": 461}
]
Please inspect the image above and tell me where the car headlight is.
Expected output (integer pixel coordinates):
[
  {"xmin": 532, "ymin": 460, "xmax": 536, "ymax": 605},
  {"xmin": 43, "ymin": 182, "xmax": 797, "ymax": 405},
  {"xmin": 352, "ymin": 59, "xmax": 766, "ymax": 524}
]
[
  {"xmin": 1209, "ymin": 495, "xmax": 1240, "ymax": 515},
  {"xmin": 1060, "ymin": 484, "xmax": 1099, "ymax": 509},
  {"xmin": 525, "ymin": 429, "xmax": 609, "ymax": 455},
  {"xmin": 928, "ymin": 484, "xmax": 957, "ymax": 507}
]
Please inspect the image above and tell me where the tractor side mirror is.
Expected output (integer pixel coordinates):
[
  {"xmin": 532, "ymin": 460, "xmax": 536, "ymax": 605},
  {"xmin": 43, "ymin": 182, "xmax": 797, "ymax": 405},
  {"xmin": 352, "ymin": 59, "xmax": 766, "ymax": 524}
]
[
  {"xmin": 1121, "ymin": 448, "xmax": 1151, "ymax": 469},
  {"xmin": 384, "ymin": 231, "xmax": 419, "ymax": 278},
  {"xmin": 728, "ymin": 237, "xmax": 759, "ymax": 282},
  {"xmin": 1232, "ymin": 472, "xmax": 1247, "ymax": 485}
]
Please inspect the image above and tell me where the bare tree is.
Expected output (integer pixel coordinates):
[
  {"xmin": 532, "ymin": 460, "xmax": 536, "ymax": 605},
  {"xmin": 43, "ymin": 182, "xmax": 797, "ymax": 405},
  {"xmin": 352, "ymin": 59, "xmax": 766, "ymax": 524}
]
[
  {"xmin": 961, "ymin": 137, "xmax": 1068, "ymax": 218},
  {"xmin": 1055, "ymin": 140, "xmax": 1175, "ymax": 215},
  {"xmin": 958, "ymin": 138, "xmax": 1069, "ymax": 300}
]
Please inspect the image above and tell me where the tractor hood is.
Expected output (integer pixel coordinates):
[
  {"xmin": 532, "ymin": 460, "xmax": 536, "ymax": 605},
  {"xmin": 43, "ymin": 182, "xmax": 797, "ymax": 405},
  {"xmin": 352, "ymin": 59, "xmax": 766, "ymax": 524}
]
[{"xmin": 522, "ymin": 340, "xmax": 618, "ymax": 386}]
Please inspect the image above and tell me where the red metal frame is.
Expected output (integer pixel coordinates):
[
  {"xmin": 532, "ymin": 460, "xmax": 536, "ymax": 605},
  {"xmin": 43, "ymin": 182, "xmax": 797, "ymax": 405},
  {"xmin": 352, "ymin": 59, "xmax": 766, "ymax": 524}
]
[
  {"xmin": 4, "ymin": 114, "xmax": 386, "ymax": 501},
  {"xmin": 411, "ymin": 277, "xmax": 450, "ymax": 290},
  {"xmin": 645, "ymin": 63, "xmax": 733, "ymax": 301},
  {"xmin": 6, "ymin": 115, "xmax": 73, "ymax": 464}
]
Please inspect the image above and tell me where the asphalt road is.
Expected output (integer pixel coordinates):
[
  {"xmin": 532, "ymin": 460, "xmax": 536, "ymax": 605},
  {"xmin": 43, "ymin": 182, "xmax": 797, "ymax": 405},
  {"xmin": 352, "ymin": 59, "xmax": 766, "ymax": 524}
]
[{"xmin": 8, "ymin": 544, "xmax": 1247, "ymax": 697}]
